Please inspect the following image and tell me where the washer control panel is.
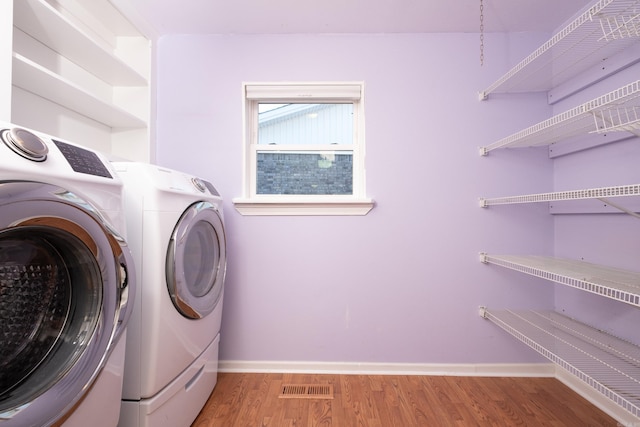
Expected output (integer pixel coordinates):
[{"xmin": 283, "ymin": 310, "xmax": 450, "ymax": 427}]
[
  {"xmin": 52, "ymin": 139, "xmax": 112, "ymax": 178},
  {"xmin": 0, "ymin": 126, "xmax": 112, "ymax": 179}
]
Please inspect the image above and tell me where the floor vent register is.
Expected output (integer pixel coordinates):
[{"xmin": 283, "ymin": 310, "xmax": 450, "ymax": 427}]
[{"xmin": 278, "ymin": 384, "xmax": 334, "ymax": 399}]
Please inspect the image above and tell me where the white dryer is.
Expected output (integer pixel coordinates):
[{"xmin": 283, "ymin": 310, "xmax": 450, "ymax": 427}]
[
  {"xmin": 113, "ymin": 162, "xmax": 227, "ymax": 427},
  {"xmin": 0, "ymin": 124, "xmax": 135, "ymax": 427}
]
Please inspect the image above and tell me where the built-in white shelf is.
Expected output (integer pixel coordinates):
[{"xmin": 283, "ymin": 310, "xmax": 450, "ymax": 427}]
[
  {"xmin": 13, "ymin": 0, "xmax": 146, "ymax": 86},
  {"xmin": 480, "ymin": 80, "xmax": 640, "ymax": 155},
  {"xmin": 479, "ymin": 0, "xmax": 640, "ymax": 99},
  {"xmin": 479, "ymin": 308, "xmax": 640, "ymax": 419},
  {"xmin": 480, "ymin": 254, "xmax": 640, "ymax": 307},
  {"xmin": 12, "ymin": 53, "xmax": 145, "ymax": 128},
  {"xmin": 479, "ymin": 183, "xmax": 640, "ymax": 207},
  {"xmin": 4, "ymin": 0, "xmax": 151, "ymax": 160}
]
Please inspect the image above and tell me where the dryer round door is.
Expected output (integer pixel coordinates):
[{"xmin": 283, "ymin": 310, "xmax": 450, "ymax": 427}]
[
  {"xmin": 166, "ymin": 201, "xmax": 226, "ymax": 319},
  {"xmin": 0, "ymin": 181, "xmax": 134, "ymax": 427}
]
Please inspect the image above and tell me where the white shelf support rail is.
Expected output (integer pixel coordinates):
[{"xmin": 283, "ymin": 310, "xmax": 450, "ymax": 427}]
[
  {"xmin": 480, "ymin": 309, "xmax": 640, "ymax": 419},
  {"xmin": 479, "ymin": 80, "xmax": 640, "ymax": 155},
  {"xmin": 479, "ymin": 254, "xmax": 640, "ymax": 307},
  {"xmin": 479, "ymin": 0, "xmax": 640, "ymax": 99},
  {"xmin": 479, "ymin": 183, "xmax": 640, "ymax": 207}
]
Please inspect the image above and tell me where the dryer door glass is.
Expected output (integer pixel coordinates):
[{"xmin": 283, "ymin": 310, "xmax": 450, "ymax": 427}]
[
  {"xmin": 167, "ymin": 202, "xmax": 227, "ymax": 319},
  {"xmin": 184, "ymin": 220, "xmax": 219, "ymax": 297}
]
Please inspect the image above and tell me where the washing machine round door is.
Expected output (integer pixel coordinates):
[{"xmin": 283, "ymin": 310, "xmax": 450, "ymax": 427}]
[
  {"xmin": 166, "ymin": 201, "xmax": 226, "ymax": 319},
  {"xmin": 0, "ymin": 182, "xmax": 133, "ymax": 427}
]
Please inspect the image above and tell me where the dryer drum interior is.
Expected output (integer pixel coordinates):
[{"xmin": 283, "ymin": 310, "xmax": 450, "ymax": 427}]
[{"xmin": 0, "ymin": 226, "xmax": 102, "ymax": 412}]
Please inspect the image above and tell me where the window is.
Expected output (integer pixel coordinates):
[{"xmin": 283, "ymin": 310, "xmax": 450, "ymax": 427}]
[{"xmin": 233, "ymin": 82, "xmax": 373, "ymax": 215}]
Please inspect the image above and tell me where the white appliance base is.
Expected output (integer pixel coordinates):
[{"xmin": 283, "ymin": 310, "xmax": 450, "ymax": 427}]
[
  {"xmin": 118, "ymin": 333, "xmax": 220, "ymax": 427},
  {"xmin": 61, "ymin": 332, "xmax": 127, "ymax": 427}
]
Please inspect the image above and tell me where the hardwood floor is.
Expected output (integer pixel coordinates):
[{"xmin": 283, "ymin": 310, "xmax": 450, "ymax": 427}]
[{"xmin": 192, "ymin": 373, "xmax": 619, "ymax": 426}]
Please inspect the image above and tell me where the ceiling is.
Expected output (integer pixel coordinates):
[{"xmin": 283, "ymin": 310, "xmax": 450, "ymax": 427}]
[{"xmin": 119, "ymin": 0, "xmax": 594, "ymax": 38}]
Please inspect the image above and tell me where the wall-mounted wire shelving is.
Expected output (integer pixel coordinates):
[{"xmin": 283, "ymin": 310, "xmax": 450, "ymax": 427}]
[
  {"xmin": 479, "ymin": 254, "xmax": 640, "ymax": 307},
  {"xmin": 478, "ymin": 0, "xmax": 640, "ymax": 419},
  {"xmin": 479, "ymin": 0, "xmax": 640, "ymax": 100},
  {"xmin": 479, "ymin": 308, "xmax": 640, "ymax": 419},
  {"xmin": 479, "ymin": 80, "xmax": 640, "ymax": 155},
  {"xmin": 479, "ymin": 183, "xmax": 640, "ymax": 207}
]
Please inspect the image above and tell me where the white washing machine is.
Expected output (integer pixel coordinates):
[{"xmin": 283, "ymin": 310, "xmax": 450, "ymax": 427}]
[
  {"xmin": 113, "ymin": 162, "xmax": 226, "ymax": 427},
  {"xmin": 0, "ymin": 123, "xmax": 135, "ymax": 427}
]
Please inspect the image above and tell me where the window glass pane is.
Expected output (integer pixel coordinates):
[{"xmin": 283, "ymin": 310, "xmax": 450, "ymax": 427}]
[
  {"xmin": 258, "ymin": 103, "xmax": 353, "ymax": 145},
  {"xmin": 256, "ymin": 151, "xmax": 353, "ymax": 195}
]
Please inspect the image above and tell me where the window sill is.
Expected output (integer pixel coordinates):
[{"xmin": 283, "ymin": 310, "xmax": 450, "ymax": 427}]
[{"xmin": 232, "ymin": 197, "xmax": 374, "ymax": 216}]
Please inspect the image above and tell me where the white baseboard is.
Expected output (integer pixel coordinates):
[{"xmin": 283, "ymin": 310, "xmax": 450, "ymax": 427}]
[{"xmin": 218, "ymin": 360, "xmax": 555, "ymax": 377}]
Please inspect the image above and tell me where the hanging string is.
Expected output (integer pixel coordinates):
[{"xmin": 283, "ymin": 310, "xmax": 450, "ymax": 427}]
[{"xmin": 480, "ymin": 0, "xmax": 485, "ymax": 66}]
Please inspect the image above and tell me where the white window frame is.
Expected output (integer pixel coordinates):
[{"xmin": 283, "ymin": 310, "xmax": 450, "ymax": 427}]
[{"xmin": 233, "ymin": 82, "xmax": 374, "ymax": 216}]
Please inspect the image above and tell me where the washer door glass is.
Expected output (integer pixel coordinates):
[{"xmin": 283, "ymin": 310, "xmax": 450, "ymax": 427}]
[
  {"xmin": 0, "ymin": 226, "xmax": 101, "ymax": 412},
  {"xmin": 166, "ymin": 201, "xmax": 226, "ymax": 319},
  {"xmin": 0, "ymin": 181, "xmax": 133, "ymax": 427}
]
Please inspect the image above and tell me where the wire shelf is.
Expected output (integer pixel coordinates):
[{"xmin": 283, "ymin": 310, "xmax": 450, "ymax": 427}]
[
  {"xmin": 479, "ymin": 0, "xmax": 640, "ymax": 99},
  {"xmin": 479, "ymin": 183, "xmax": 640, "ymax": 207},
  {"xmin": 593, "ymin": 105, "xmax": 640, "ymax": 133},
  {"xmin": 479, "ymin": 81, "xmax": 640, "ymax": 155},
  {"xmin": 481, "ymin": 309, "xmax": 640, "ymax": 417},
  {"xmin": 600, "ymin": 10, "xmax": 640, "ymax": 41},
  {"xmin": 480, "ymin": 309, "xmax": 640, "ymax": 418},
  {"xmin": 480, "ymin": 254, "xmax": 640, "ymax": 307}
]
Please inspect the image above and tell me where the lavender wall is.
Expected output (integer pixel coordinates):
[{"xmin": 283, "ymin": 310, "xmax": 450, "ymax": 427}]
[{"xmin": 155, "ymin": 32, "xmax": 558, "ymax": 365}]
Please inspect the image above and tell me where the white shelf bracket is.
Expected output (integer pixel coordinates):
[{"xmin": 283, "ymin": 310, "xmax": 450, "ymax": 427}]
[
  {"xmin": 597, "ymin": 197, "xmax": 640, "ymax": 219},
  {"xmin": 478, "ymin": 306, "xmax": 488, "ymax": 318},
  {"xmin": 479, "ymin": 198, "xmax": 488, "ymax": 208},
  {"xmin": 479, "ymin": 252, "xmax": 488, "ymax": 263}
]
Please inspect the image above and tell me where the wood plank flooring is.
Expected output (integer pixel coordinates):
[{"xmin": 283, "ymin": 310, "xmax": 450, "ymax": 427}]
[{"xmin": 192, "ymin": 373, "xmax": 619, "ymax": 426}]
